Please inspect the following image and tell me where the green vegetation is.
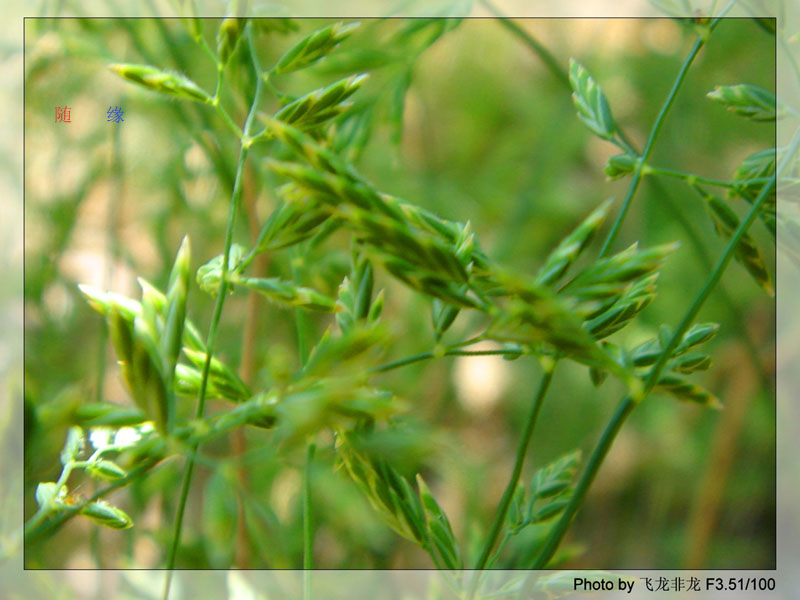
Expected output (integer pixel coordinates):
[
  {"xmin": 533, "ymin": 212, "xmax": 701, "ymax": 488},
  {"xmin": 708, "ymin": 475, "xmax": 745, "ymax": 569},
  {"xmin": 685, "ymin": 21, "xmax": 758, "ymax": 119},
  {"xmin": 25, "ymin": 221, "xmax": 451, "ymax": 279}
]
[{"xmin": 24, "ymin": 11, "xmax": 779, "ymax": 590}]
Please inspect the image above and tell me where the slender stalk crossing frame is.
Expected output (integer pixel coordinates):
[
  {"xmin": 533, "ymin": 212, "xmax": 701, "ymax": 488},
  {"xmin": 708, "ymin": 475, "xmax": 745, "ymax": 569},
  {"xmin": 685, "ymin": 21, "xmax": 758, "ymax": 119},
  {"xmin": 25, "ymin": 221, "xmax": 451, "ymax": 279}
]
[
  {"xmin": 162, "ymin": 27, "xmax": 265, "ymax": 600},
  {"xmin": 468, "ymin": 367, "xmax": 555, "ymax": 597}
]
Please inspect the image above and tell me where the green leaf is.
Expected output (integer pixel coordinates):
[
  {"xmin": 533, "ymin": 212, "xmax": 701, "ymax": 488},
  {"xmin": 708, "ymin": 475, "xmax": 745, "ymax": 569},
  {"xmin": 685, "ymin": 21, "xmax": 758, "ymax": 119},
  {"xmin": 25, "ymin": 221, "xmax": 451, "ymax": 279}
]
[
  {"xmin": 569, "ymin": 58, "xmax": 618, "ymax": 141},
  {"xmin": 162, "ymin": 237, "xmax": 191, "ymax": 429},
  {"xmin": 336, "ymin": 436, "xmax": 423, "ymax": 544},
  {"xmin": 431, "ymin": 299, "xmax": 460, "ymax": 340},
  {"xmin": 416, "ymin": 474, "xmax": 463, "ymax": 570},
  {"xmin": 630, "ymin": 322, "xmax": 718, "ymax": 370},
  {"xmin": 489, "ymin": 272, "xmax": 628, "ymax": 377},
  {"xmin": 668, "ymin": 352, "xmax": 712, "ymax": 374},
  {"xmin": 584, "ymin": 273, "xmax": 658, "ymax": 339},
  {"xmin": 350, "ymin": 210, "xmax": 468, "ymax": 283},
  {"xmin": 563, "ymin": 243, "xmax": 678, "ymax": 307},
  {"xmin": 589, "ymin": 366, "xmax": 608, "ymax": 387},
  {"xmin": 78, "ymin": 284, "xmax": 141, "ymax": 320},
  {"xmin": 368, "ymin": 289, "xmax": 384, "ymax": 324},
  {"xmin": 499, "ymin": 450, "xmax": 581, "ymax": 556},
  {"xmin": 273, "ymin": 21, "xmax": 359, "ymax": 75},
  {"xmin": 605, "ymin": 153, "xmax": 639, "ymax": 180},
  {"xmin": 677, "ymin": 322, "xmax": 719, "ymax": 354},
  {"xmin": 702, "ymin": 192, "xmax": 773, "ymax": 295},
  {"xmin": 707, "ymin": 84, "xmax": 779, "ymax": 121},
  {"xmin": 332, "ymin": 104, "xmax": 375, "ymax": 161},
  {"xmin": 180, "ymin": 0, "xmax": 203, "ymax": 39},
  {"xmin": 530, "ymin": 499, "xmax": 570, "ymax": 523},
  {"xmin": 86, "ymin": 459, "xmax": 128, "ymax": 481},
  {"xmin": 274, "ymin": 73, "xmax": 368, "ymax": 131},
  {"xmin": 535, "ymin": 200, "xmax": 612, "ymax": 286},
  {"xmin": 175, "ymin": 363, "xmax": 249, "ymax": 403},
  {"xmin": 183, "ymin": 348, "xmax": 251, "ymax": 401},
  {"xmin": 233, "ymin": 275, "xmax": 336, "ymax": 312},
  {"xmin": 336, "ymin": 253, "xmax": 375, "ymax": 333},
  {"xmin": 656, "ymin": 374, "xmax": 722, "ymax": 410},
  {"xmin": 132, "ymin": 316, "xmax": 170, "ymax": 430},
  {"xmin": 262, "ymin": 116, "xmax": 363, "ymax": 183},
  {"xmin": 353, "ymin": 258, "xmax": 374, "ymax": 320},
  {"xmin": 81, "ymin": 500, "xmax": 133, "ymax": 529},
  {"xmin": 254, "ymin": 190, "xmax": 333, "ymax": 253},
  {"xmin": 304, "ymin": 324, "xmax": 387, "ymax": 377},
  {"xmin": 531, "ymin": 451, "xmax": 581, "ymax": 496}
]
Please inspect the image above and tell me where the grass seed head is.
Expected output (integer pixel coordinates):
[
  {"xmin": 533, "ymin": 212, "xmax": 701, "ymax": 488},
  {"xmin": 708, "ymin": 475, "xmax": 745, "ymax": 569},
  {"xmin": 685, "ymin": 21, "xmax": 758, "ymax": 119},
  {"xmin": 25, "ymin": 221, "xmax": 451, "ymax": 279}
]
[
  {"xmin": 108, "ymin": 63, "xmax": 211, "ymax": 103},
  {"xmin": 81, "ymin": 500, "xmax": 133, "ymax": 529}
]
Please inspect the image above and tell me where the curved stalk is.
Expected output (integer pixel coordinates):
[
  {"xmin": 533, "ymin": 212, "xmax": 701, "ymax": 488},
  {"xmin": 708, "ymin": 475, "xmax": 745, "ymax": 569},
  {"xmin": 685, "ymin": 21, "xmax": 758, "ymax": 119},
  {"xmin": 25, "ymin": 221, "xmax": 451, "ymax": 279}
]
[{"xmin": 162, "ymin": 27, "xmax": 265, "ymax": 600}]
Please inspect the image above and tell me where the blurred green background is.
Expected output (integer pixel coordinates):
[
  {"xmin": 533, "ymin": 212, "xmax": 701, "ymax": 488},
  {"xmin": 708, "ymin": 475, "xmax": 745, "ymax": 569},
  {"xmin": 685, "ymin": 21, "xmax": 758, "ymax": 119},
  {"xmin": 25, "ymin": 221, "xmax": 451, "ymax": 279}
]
[{"xmin": 24, "ymin": 15, "xmax": 775, "ymax": 569}]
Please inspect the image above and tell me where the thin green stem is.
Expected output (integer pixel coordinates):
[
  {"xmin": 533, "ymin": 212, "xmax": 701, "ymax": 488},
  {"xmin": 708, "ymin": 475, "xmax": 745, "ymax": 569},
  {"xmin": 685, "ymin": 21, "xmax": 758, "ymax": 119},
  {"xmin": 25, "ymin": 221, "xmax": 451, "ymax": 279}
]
[
  {"xmin": 294, "ymin": 244, "xmax": 315, "ymax": 584},
  {"xmin": 486, "ymin": 531, "xmax": 513, "ymax": 569},
  {"xmin": 599, "ymin": 20, "xmax": 722, "ymax": 258},
  {"xmin": 529, "ymin": 128, "xmax": 797, "ymax": 569},
  {"xmin": 303, "ymin": 443, "xmax": 316, "ymax": 570},
  {"xmin": 303, "ymin": 443, "xmax": 316, "ymax": 600},
  {"xmin": 95, "ymin": 124, "xmax": 123, "ymax": 403},
  {"xmin": 213, "ymin": 64, "xmax": 224, "ymax": 101},
  {"xmin": 164, "ymin": 142, "xmax": 249, "ymax": 579},
  {"xmin": 614, "ymin": 129, "xmax": 639, "ymax": 156},
  {"xmin": 263, "ymin": 69, "xmax": 290, "ymax": 102},
  {"xmin": 292, "ymin": 242, "xmax": 315, "ymax": 589},
  {"xmin": 199, "ymin": 33, "xmax": 218, "ymax": 65},
  {"xmin": 528, "ymin": 394, "xmax": 634, "ymax": 570},
  {"xmin": 162, "ymin": 26, "xmax": 265, "ymax": 600},
  {"xmin": 369, "ymin": 348, "xmax": 523, "ymax": 375},
  {"xmin": 480, "ymin": 0, "xmax": 570, "ymax": 91},
  {"xmin": 214, "ymin": 102, "xmax": 244, "ymax": 139},
  {"xmin": 468, "ymin": 367, "xmax": 554, "ymax": 596},
  {"xmin": 645, "ymin": 165, "xmax": 772, "ymax": 190}
]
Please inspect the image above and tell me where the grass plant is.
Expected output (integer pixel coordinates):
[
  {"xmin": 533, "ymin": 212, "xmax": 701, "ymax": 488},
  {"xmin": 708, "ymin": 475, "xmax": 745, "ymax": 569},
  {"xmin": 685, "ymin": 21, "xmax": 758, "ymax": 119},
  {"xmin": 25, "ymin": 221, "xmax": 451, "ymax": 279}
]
[{"xmin": 22, "ymin": 9, "xmax": 786, "ymax": 595}]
